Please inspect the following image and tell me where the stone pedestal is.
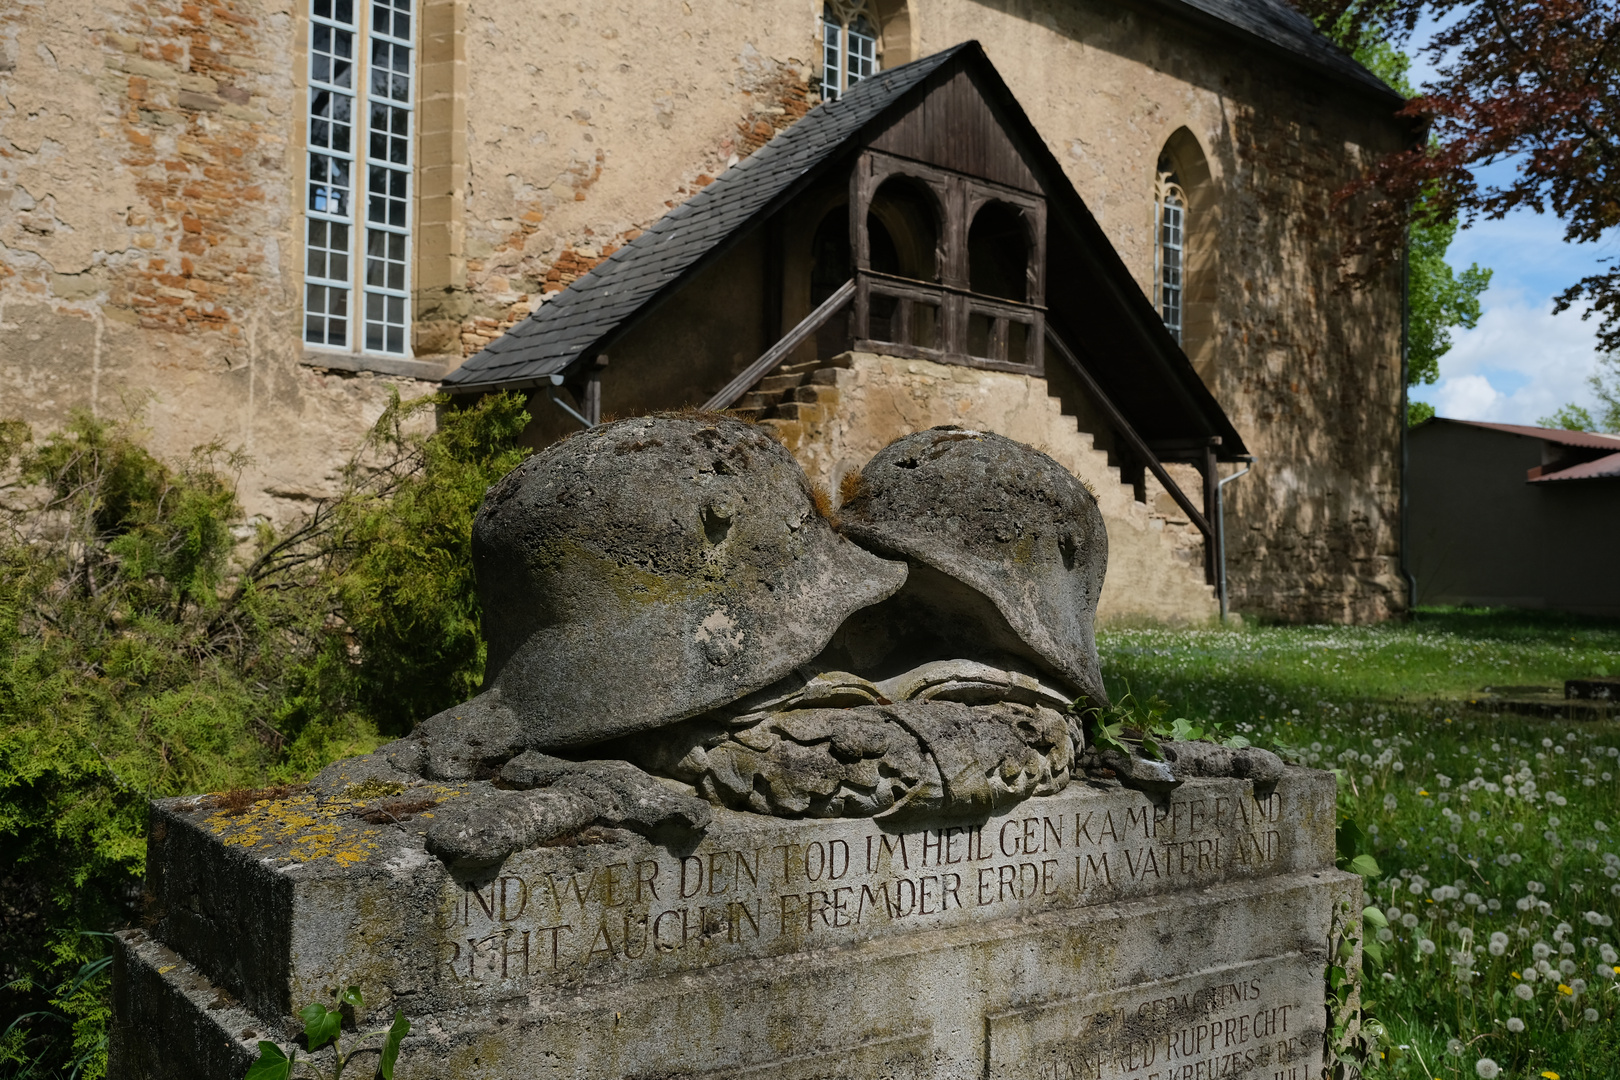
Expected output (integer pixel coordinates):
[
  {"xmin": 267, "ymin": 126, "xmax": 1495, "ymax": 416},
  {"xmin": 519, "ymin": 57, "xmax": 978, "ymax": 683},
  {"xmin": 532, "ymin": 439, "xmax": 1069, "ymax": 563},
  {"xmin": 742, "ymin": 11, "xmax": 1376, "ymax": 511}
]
[{"xmin": 111, "ymin": 768, "xmax": 1355, "ymax": 1079}]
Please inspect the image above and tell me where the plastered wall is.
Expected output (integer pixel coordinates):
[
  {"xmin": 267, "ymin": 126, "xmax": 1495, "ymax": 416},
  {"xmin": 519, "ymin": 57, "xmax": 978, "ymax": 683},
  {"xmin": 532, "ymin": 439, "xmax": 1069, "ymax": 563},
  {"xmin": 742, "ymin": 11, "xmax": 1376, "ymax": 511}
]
[{"xmin": 0, "ymin": 0, "xmax": 1406, "ymax": 621}]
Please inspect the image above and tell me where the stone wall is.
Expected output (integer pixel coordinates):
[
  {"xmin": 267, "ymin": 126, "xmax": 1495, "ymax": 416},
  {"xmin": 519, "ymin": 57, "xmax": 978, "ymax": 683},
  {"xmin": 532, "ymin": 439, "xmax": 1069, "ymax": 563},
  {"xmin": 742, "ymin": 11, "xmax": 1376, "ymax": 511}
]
[{"xmin": 1, "ymin": 0, "xmax": 1408, "ymax": 620}]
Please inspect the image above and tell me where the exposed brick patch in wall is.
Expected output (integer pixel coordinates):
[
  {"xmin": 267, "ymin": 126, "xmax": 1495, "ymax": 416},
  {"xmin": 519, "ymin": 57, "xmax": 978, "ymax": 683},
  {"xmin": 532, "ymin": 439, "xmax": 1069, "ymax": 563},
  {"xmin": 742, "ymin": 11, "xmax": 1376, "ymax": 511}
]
[
  {"xmin": 98, "ymin": 3, "xmax": 281, "ymax": 341},
  {"xmin": 735, "ymin": 67, "xmax": 812, "ymax": 158}
]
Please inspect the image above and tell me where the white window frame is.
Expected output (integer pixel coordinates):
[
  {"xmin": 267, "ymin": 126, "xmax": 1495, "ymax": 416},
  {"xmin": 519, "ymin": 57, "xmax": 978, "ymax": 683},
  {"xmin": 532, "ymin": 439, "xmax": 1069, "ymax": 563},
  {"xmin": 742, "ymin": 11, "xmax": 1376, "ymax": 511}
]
[
  {"xmin": 821, "ymin": 1, "xmax": 879, "ymax": 102},
  {"xmin": 303, "ymin": 0, "xmax": 416, "ymax": 359},
  {"xmin": 1154, "ymin": 172, "xmax": 1186, "ymax": 345}
]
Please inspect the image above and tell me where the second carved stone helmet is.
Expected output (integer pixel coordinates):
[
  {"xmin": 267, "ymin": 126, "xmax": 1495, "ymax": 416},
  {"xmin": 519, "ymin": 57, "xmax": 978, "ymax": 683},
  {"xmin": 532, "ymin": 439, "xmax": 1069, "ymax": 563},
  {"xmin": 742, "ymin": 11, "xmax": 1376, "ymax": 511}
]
[
  {"xmin": 460, "ymin": 415, "xmax": 907, "ymax": 749},
  {"xmin": 835, "ymin": 426, "xmax": 1109, "ymax": 706}
]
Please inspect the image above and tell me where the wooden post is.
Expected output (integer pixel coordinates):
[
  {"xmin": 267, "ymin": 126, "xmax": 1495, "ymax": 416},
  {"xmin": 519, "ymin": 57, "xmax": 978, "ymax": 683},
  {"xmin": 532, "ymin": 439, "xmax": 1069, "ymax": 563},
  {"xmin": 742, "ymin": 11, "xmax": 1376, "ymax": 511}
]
[
  {"xmin": 1202, "ymin": 438, "xmax": 1221, "ymax": 590},
  {"xmin": 584, "ymin": 354, "xmax": 606, "ymax": 426}
]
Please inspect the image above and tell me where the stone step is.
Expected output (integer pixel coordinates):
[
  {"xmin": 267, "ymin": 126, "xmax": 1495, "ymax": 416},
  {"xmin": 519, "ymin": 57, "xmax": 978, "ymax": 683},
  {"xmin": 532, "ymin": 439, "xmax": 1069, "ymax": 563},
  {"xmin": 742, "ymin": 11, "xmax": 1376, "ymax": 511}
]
[{"xmin": 756, "ymin": 373, "xmax": 807, "ymax": 394}]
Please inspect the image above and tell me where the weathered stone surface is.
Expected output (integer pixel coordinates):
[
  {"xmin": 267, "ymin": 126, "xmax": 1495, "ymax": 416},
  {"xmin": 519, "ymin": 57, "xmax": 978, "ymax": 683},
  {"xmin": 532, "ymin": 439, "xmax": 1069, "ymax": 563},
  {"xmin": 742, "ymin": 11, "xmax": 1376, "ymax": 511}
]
[
  {"xmin": 424, "ymin": 415, "xmax": 906, "ymax": 753},
  {"xmin": 113, "ymin": 768, "xmax": 1355, "ymax": 1079},
  {"xmin": 838, "ymin": 427, "xmax": 1109, "ymax": 704}
]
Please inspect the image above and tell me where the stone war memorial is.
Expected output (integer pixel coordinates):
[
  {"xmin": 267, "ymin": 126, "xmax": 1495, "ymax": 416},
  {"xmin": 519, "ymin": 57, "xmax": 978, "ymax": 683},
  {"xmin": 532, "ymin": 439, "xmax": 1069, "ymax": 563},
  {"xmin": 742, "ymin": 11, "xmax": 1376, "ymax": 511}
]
[{"xmin": 110, "ymin": 417, "xmax": 1360, "ymax": 1079}]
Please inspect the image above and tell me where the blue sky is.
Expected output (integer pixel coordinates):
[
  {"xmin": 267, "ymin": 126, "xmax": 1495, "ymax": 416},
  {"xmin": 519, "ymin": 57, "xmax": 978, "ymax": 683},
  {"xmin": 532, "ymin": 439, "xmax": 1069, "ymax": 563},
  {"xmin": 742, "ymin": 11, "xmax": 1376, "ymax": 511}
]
[{"xmin": 1400, "ymin": 21, "xmax": 1617, "ymax": 425}]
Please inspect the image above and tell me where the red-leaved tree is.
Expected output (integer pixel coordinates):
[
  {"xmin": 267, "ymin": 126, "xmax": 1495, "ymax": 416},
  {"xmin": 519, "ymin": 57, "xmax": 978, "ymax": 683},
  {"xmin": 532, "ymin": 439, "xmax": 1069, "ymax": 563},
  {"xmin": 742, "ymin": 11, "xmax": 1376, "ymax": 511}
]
[{"xmin": 1300, "ymin": 0, "xmax": 1620, "ymax": 351}]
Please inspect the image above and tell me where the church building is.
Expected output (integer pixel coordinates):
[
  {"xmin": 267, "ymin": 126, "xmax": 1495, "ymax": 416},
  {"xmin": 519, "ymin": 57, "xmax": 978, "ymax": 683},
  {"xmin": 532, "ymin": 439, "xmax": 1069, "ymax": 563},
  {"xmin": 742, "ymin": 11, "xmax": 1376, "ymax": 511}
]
[{"xmin": 0, "ymin": 0, "xmax": 1413, "ymax": 622}]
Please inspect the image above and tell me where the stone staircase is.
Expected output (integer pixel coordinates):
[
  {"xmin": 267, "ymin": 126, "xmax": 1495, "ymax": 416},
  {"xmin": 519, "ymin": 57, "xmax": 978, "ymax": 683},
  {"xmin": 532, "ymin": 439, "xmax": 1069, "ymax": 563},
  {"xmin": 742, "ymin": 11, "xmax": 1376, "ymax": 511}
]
[{"xmin": 729, "ymin": 355, "xmax": 849, "ymax": 423}]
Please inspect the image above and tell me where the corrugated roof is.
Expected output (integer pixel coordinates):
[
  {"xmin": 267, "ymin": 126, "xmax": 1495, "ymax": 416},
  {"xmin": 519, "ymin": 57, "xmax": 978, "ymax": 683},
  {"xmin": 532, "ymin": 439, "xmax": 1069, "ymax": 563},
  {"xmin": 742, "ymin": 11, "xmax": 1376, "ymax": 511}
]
[
  {"xmin": 1529, "ymin": 451, "xmax": 1620, "ymax": 483},
  {"xmin": 443, "ymin": 46, "xmax": 967, "ymax": 393},
  {"xmin": 1161, "ymin": 0, "xmax": 1399, "ymax": 99},
  {"xmin": 1432, "ymin": 419, "xmax": 1620, "ymax": 452}
]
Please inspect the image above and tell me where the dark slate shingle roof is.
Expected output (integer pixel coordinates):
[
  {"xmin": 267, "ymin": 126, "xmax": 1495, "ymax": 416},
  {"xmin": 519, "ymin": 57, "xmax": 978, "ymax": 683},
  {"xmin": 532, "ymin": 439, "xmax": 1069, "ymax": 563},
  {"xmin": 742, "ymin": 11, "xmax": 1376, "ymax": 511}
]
[
  {"xmin": 442, "ymin": 46, "xmax": 967, "ymax": 392},
  {"xmin": 1166, "ymin": 0, "xmax": 1397, "ymax": 97}
]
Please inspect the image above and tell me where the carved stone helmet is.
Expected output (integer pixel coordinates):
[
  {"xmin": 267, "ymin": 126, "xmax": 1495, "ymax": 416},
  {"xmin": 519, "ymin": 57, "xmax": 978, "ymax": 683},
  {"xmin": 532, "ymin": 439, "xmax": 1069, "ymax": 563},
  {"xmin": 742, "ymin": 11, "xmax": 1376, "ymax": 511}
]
[
  {"xmin": 835, "ymin": 426, "xmax": 1109, "ymax": 706},
  {"xmin": 431, "ymin": 415, "xmax": 907, "ymax": 756}
]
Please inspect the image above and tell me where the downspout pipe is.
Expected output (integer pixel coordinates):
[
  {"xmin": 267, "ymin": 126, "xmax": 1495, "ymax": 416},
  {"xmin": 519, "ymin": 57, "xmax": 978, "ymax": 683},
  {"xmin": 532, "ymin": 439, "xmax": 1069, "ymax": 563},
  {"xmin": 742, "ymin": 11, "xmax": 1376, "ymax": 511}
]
[
  {"xmin": 1216, "ymin": 456, "xmax": 1255, "ymax": 623},
  {"xmin": 1399, "ymin": 225, "xmax": 1417, "ymax": 614}
]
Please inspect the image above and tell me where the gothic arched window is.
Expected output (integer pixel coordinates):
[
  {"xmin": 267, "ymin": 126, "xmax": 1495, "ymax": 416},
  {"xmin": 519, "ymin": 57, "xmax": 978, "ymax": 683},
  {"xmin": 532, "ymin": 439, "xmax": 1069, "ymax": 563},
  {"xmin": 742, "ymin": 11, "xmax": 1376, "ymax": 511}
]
[
  {"xmin": 1154, "ymin": 171, "xmax": 1186, "ymax": 344},
  {"xmin": 821, "ymin": 1, "xmax": 878, "ymax": 101}
]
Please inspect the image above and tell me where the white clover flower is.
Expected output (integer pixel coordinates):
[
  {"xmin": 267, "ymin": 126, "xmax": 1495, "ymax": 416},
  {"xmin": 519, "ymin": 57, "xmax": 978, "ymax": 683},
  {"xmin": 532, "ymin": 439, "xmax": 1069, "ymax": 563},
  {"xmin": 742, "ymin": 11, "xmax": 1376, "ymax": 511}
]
[
  {"xmin": 1476, "ymin": 1057, "xmax": 1500, "ymax": 1078},
  {"xmin": 1505, "ymin": 1017, "xmax": 1524, "ymax": 1033},
  {"xmin": 1515, "ymin": 982, "xmax": 1535, "ymax": 1000}
]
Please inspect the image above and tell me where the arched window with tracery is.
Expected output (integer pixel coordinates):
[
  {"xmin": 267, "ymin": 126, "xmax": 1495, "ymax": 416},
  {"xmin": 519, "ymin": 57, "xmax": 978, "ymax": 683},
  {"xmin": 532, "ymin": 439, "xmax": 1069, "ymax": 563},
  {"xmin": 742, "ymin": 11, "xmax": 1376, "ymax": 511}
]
[
  {"xmin": 822, "ymin": 1, "xmax": 878, "ymax": 101},
  {"xmin": 1154, "ymin": 170, "xmax": 1186, "ymax": 344}
]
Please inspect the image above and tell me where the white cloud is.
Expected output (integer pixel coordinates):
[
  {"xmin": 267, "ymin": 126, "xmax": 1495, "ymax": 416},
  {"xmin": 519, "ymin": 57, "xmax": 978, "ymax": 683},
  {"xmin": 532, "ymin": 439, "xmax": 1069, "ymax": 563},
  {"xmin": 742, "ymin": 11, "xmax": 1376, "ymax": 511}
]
[
  {"xmin": 1412, "ymin": 298, "xmax": 1605, "ymax": 424},
  {"xmin": 1431, "ymin": 373, "xmax": 1502, "ymax": 418}
]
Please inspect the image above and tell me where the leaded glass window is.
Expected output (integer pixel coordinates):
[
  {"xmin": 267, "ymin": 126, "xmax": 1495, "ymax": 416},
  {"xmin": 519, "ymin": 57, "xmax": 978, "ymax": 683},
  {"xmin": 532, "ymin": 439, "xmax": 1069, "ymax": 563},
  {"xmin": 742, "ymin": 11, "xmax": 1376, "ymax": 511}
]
[
  {"xmin": 1155, "ymin": 172, "xmax": 1186, "ymax": 344},
  {"xmin": 304, "ymin": 0, "xmax": 415, "ymax": 356},
  {"xmin": 821, "ymin": 1, "xmax": 878, "ymax": 102}
]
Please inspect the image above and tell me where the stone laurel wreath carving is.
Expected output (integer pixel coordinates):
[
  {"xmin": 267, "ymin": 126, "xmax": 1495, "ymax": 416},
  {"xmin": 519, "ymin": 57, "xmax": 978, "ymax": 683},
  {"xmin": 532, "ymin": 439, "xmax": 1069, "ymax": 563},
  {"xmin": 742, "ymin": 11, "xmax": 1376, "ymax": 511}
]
[{"xmin": 312, "ymin": 416, "xmax": 1276, "ymax": 873}]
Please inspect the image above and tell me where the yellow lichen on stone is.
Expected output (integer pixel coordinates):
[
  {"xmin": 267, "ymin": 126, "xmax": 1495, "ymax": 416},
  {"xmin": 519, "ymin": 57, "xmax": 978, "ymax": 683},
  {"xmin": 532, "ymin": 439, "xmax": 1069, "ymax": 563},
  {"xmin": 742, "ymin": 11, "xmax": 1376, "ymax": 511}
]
[{"xmin": 205, "ymin": 794, "xmax": 379, "ymax": 867}]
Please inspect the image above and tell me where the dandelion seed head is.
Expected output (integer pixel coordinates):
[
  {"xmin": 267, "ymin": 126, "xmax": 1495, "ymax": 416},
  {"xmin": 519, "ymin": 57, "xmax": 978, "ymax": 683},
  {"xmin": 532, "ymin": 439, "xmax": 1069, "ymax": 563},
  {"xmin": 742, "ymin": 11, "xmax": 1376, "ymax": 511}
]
[
  {"xmin": 1506, "ymin": 1017, "xmax": 1524, "ymax": 1033},
  {"xmin": 1515, "ymin": 982, "xmax": 1535, "ymax": 1000},
  {"xmin": 1476, "ymin": 1057, "xmax": 1500, "ymax": 1078}
]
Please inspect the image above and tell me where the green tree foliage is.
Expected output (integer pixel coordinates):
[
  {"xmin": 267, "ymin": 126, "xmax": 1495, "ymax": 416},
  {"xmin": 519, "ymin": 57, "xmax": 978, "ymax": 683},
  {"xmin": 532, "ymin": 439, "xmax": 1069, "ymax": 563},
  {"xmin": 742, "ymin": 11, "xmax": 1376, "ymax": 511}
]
[
  {"xmin": 1539, "ymin": 351, "xmax": 1620, "ymax": 433},
  {"xmin": 0, "ymin": 393, "xmax": 529, "ymax": 1078},
  {"xmin": 1317, "ymin": 16, "xmax": 1494, "ymax": 428}
]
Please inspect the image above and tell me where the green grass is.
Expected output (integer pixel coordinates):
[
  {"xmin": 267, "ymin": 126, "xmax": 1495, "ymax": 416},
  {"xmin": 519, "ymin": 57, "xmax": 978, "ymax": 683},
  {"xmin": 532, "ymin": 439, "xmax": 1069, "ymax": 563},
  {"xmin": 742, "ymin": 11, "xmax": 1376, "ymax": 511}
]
[{"xmin": 1097, "ymin": 608, "xmax": 1620, "ymax": 1080}]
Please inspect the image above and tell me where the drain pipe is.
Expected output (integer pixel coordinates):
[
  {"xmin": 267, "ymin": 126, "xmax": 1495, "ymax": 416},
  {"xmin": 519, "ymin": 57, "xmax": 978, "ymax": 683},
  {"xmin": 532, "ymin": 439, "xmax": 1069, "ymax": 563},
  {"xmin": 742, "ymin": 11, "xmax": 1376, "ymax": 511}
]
[{"xmin": 1216, "ymin": 456, "xmax": 1255, "ymax": 623}]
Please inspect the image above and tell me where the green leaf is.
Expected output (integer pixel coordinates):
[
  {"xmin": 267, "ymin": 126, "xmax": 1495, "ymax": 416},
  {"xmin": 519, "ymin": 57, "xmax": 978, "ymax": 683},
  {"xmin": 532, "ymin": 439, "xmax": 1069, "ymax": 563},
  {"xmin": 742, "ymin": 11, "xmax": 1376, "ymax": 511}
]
[
  {"xmin": 1139, "ymin": 733, "xmax": 1165, "ymax": 761},
  {"xmin": 1363, "ymin": 939, "xmax": 1385, "ymax": 967},
  {"xmin": 1348, "ymin": 853, "xmax": 1381, "ymax": 878},
  {"xmin": 245, "ymin": 1042, "xmax": 293, "ymax": 1080},
  {"xmin": 1361, "ymin": 905, "xmax": 1388, "ymax": 929},
  {"xmin": 1168, "ymin": 717, "xmax": 1203, "ymax": 742},
  {"xmin": 339, "ymin": 985, "xmax": 364, "ymax": 1010},
  {"xmin": 378, "ymin": 1010, "xmax": 410, "ymax": 1079},
  {"xmin": 301, "ymin": 1002, "xmax": 341, "ymax": 1051},
  {"xmin": 1223, "ymin": 734, "xmax": 1251, "ymax": 750}
]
